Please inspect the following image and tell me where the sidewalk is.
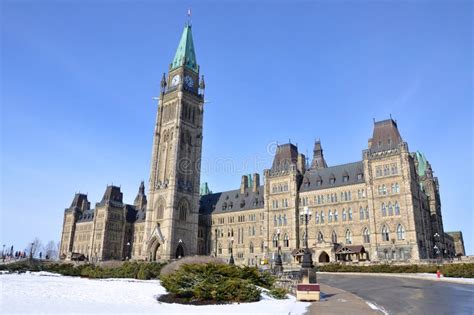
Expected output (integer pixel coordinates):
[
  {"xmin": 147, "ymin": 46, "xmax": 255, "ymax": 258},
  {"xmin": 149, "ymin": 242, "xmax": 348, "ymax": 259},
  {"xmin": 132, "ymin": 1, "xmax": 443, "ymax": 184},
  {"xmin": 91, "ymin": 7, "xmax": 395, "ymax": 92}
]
[
  {"xmin": 305, "ymin": 283, "xmax": 385, "ymax": 315},
  {"xmin": 318, "ymin": 271, "xmax": 474, "ymax": 285}
]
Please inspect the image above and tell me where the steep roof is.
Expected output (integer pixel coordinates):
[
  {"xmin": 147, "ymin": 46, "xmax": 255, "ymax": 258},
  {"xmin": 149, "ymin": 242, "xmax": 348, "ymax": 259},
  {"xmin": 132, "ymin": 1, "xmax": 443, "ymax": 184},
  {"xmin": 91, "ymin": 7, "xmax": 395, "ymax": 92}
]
[
  {"xmin": 271, "ymin": 143, "xmax": 298, "ymax": 172},
  {"xmin": 369, "ymin": 119, "xmax": 403, "ymax": 153},
  {"xmin": 199, "ymin": 185, "xmax": 265, "ymax": 215},
  {"xmin": 300, "ymin": 161, "xmax": 365, "ymax": 192},
  {"xmin": 171, "ymin": 24, "xmax": 198, "ymax": 72},
  {"xmin": 415, "ymin": 151, "xmax": 428, "ymax": 177},
  {"xmin": 310, "ymin": 139, "xmax": 328, "ymax": 169}
]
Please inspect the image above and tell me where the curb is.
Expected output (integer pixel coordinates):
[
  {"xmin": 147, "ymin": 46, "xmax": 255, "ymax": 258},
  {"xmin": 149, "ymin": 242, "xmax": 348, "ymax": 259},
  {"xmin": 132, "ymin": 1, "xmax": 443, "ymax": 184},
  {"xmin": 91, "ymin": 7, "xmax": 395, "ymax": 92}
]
[
  {"xmin": 318, "ymin": 272, "xmax": 474, "ymax": 285},
  {"xmin": 306, "ymin": 282, "xmax": 385, "ymax": 315}
]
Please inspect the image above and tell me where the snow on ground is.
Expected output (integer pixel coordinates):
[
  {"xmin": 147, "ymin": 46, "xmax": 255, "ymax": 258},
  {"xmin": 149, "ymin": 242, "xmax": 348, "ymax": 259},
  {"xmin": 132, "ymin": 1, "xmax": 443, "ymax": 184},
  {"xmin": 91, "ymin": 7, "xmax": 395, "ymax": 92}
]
[{"xmin": 0, "ymin": 273, "xmax": 309, "ymax": 314}]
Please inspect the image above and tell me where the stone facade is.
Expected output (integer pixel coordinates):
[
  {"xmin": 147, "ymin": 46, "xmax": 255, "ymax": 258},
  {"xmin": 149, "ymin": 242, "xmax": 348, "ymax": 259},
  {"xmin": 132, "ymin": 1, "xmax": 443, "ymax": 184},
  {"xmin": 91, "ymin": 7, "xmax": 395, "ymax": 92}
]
[
  {"xmin": 446, "ymin": 231, "xmax": 466, "ymax": 257},
  {"xmin": 59, "ymin": 22, "xmax": 463, "ymax": 264}
]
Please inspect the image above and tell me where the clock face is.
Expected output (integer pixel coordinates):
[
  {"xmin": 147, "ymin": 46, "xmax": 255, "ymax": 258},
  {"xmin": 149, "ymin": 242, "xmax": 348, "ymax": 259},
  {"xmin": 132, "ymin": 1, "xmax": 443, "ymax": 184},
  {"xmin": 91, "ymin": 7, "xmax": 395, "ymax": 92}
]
[
  {"xmin": 171, "ymin": 75, "xmax": 181, "ymax": 86},
  {"xmin": 184, "ymin": 75, "xmax": 194, "ymax": 88}
]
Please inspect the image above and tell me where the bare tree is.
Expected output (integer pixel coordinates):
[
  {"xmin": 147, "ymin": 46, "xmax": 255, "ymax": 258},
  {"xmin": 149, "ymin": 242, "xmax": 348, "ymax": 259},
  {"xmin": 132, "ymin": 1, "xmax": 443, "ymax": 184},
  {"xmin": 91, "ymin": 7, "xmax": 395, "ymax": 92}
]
[
  {"xmin": 44, "ymin": 241, "xmax": 58, "ymax": 260},
  {"xmin": 28, "ymin": 238, "xmax": 43, "ymax": 258}
]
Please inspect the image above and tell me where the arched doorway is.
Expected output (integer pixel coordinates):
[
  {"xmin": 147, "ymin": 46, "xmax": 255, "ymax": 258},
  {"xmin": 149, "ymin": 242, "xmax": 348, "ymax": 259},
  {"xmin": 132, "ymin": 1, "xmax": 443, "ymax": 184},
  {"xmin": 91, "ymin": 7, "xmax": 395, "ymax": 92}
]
[
  {"xmin": 319, "ymin": 251, "xmax": 330, "ymax": 263},
  {"xmin": 148, "ymin": 237, "xmax": 161, "ymax": 262},
  {"xmin": 176, "ymin": 243, "xmax": 185, "ymax": 259}
]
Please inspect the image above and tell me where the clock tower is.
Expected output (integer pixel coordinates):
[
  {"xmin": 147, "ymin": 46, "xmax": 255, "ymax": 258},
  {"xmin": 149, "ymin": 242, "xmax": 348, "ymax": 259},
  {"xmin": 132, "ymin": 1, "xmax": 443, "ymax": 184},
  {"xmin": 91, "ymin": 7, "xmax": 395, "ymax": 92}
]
[{"xmin": 143, "ymin": 22, "xmax": 205, "ymax": 260}]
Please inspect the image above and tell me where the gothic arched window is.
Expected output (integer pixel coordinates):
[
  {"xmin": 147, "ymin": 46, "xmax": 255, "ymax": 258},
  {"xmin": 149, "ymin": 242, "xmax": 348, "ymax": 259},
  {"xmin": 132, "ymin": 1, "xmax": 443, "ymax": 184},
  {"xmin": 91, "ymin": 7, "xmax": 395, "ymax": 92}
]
[
  {"xmin": 284, "ymin": 234, "xmax": 289, "ymax": 247},
  {"xmin": 331, "ymin": 231, "xmax": 337, "ymax": 244},
  {"xmin": 342, "ymin": 209, "xmax": 347, "ymax": 221},
  {"xmin": 345, "ymin": 229, "xmax": 352, "ymax": 244},
  {"xmin": 317, "ymin": 231, "xmax": 324, "ymax": 243},
  {"xmin": 395, "ymin": 202, "xmax": 400, "ymax": 215},
  {"xmin": 273, "ymin": 234, "xmax": 278, "ymax": 248},
  {"xmin": 382, "ymin": 225, "xmax": 390, "ymax": 241},
  {"xmin": 178, "ymin": 199, "xmax": 189, "ymax": 221},
  {"xmin": 381, "ymin": 203, "xmax": 387, "ymax": 217},
  {"xmin": 388, "ymin": 202, "xmax": 393, "ymax": 216},
  {"xmin": 348, "ymin": 208, "xmax": 353, "ymax": 221},
  {"xmin": 363, "ymin": 228, "xmax": 370, "ymax": 243},
  {"xmin": 328, "ymin": 210, "xmax": 333, "ymax": 223},
  {"xmin": 397, "ymin": 224, "xmax": 405, "ymax": 240},
  {"xmin": 249, "ymin": 242, "xmax": 254, "ymax": 254},
  {"xmin": 157, "ymin": 203, "xmax": 164, "ymax": 220},
  {"xmin": 359, "ymin": 207, "xmax": 364, "ymax": 220}
]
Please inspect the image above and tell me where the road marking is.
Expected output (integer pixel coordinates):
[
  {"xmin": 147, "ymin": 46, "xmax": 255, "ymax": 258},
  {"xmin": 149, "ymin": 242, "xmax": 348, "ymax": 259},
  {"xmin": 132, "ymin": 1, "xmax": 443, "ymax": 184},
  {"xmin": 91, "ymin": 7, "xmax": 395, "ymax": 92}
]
[{"xmin": 366, "ymin": 301, "xmax": 389, "ymax": 315}]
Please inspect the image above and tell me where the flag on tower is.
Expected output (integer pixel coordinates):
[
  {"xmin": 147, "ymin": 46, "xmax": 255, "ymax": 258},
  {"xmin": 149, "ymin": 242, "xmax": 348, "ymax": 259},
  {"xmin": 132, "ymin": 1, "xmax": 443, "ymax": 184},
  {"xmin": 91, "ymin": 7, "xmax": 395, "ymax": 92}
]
[{"xmin": 187, "ymin": 8, "xmax": 191, "ymax": 17}]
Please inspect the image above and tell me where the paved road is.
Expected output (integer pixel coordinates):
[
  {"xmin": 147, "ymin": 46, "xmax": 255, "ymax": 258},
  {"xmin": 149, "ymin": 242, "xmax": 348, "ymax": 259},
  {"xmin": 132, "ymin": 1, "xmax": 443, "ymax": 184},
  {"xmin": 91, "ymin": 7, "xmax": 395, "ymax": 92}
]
[{"xmin": 318, "ymin": 273, "xmax": 474, "ymax": 315}]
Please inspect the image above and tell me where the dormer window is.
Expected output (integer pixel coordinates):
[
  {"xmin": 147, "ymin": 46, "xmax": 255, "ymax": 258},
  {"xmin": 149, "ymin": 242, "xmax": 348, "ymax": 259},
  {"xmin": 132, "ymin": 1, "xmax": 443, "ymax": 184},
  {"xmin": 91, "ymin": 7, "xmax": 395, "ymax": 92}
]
[
  {"xmin": 329, "ymin": 177, "xmax": 336, "ymax": 184},
  {"xmin": 343, "ymin": 175, "xmax": 349, "ymax": 183}
]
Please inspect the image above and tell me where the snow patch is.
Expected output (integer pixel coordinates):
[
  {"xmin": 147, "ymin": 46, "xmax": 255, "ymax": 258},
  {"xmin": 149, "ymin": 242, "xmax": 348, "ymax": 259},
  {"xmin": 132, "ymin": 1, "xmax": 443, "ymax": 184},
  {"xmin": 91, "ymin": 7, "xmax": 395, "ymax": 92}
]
[{"xmin": 0, "ymin": 273, "xmax": 310, "ymax": 314}]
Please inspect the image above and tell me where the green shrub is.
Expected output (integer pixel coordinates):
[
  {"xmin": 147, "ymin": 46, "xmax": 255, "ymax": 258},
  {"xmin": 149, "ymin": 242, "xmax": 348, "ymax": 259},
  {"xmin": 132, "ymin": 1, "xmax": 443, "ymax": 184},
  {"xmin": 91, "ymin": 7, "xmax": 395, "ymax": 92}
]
[
  {"xmin": 269, "ymin": 287, "xmax": 288, "ymax": 299},
  {"xmin": 160, "ymin": 263, "xmax": 269, "ymax": 303}
]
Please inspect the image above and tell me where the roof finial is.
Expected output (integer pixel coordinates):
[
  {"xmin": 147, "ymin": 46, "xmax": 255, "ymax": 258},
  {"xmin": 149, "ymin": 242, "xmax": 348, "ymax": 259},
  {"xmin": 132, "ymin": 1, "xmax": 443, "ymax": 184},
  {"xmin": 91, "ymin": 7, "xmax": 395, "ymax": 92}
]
[{"xmin": 187, "ymin": 8, "xmax": 192, "ymax": 26}]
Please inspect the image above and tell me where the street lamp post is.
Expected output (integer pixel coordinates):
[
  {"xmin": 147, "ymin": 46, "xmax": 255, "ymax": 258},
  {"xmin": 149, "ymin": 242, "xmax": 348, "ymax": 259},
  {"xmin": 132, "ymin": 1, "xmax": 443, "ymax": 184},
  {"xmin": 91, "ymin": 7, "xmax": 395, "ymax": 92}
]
[
  {"xmin": 274, "ymin": 229, "xmax": 283, "ymax": 273},
  {"xmin": 126, "ymin": 242, "xmax": 131, "ymax": 260},
  {"xmin": 434, "ymin": 233, "xmax": 441, "ymax": 265},
  {"xmin": 229, "ymin": 237, "xmax": 235, "ymax": 265},
  {"xmin": 300, "ymin": 206, "xmax": 313, "ymax": 269}
]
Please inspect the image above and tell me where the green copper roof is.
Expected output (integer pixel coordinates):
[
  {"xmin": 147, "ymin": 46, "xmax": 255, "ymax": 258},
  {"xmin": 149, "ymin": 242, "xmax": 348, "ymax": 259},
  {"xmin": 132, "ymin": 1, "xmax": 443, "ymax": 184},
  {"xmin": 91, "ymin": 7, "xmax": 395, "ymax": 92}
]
[
  {"xmin": 171, "ymin": 24, "xmax": 198, "ymax": 72},
  {"xmin": 416, "ymin": 151, "xmax": 427, "ymax": 177}
]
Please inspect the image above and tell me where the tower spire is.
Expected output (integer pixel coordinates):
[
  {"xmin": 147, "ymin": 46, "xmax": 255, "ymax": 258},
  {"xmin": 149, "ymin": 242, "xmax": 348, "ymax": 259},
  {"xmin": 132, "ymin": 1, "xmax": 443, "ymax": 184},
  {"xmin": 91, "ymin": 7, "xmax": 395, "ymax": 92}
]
[
  {"xmin": 171, "ymin": 18, "xmax": 198, "ymax": 72},
  {"xmin": 310, "ymin": 139, "xmax": 328, "ymax": 169}
]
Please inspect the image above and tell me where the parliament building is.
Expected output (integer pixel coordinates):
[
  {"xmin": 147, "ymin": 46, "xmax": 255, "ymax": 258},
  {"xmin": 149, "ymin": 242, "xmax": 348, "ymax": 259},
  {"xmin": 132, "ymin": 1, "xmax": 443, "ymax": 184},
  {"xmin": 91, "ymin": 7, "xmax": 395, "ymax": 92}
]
[{"xmin": 59, "ymin": 22, "xmax": 465, "ymax": 265}]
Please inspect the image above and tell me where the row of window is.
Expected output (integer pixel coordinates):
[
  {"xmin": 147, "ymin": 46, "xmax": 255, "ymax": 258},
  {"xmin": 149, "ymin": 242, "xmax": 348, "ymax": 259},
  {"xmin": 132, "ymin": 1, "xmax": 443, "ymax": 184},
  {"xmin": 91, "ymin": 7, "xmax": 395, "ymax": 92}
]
[
  {"xmin": 272, "ymin": 182, "xmax": 289, "ymax": 193},
  {"xmin": 311, "ymin": 224, "xmax": 406, "ymax": 245},
  {"xmin": 375, "ymin": 163, "xmax": 398, "ymax": 177},
  {"xmin": 313, "ymin": 207, "xmax": 370, "ymax": 224},
  {"xmin": 378, "ymin": 183, "xmax": 400, "ymax": 195},
  {"xmin": 303, "ymin": 173, "xmax": 364, "ymax": 188},
  {"xmin": 216, "ymin": 224, "xmax": 407, "ymax": 254},
  {"xmin": 308, "ymin": 189, "xmax": 366, "ymax": 207},
  {"xmin": 381, "ymin": 202, "xmax": 401, "ymax": 217},
  {"xmin": 274, "ymin": 214, "xmax": 288, "ymax": 226},
  {"xmin": 213, "ymin": 213, "xmax": 265, "ymax": 225},
  {"xmin": 272, "ymin": 199, "xmax": 289, "ymax": 209},
  {"xmin": 221, "ymin": 197, "xmax": 264, "ymax": 210}
]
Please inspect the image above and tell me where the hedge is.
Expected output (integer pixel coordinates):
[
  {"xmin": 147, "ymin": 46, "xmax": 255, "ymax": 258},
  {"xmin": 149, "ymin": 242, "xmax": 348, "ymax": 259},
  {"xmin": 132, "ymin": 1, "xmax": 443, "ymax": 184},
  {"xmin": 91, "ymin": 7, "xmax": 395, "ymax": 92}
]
[
  {"xmin": 317, "ymin": 263, "xmax": 474, "ymax": 278},
  {"xmin": 0, "ymin": 260, "xmax": 166, "ymax": 280}
]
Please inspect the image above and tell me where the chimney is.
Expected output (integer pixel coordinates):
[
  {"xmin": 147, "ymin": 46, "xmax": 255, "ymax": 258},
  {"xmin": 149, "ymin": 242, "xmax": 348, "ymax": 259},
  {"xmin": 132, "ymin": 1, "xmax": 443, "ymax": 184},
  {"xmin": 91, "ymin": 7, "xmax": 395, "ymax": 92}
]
[
  {"xmin": 297, "ymin": 153, "xmax": 306, "ymax": 174},
  {"xmin": 253, "ymin": 173, "xmax": 260, "ymax": 192},
  {"xmin": 241, "ymin": 175, "xmax": 248, "ymax": 194}
]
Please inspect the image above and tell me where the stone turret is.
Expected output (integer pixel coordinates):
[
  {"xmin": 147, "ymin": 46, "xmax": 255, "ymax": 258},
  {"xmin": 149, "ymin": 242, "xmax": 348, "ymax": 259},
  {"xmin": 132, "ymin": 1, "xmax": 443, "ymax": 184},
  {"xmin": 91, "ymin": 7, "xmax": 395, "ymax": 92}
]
[
  {"xmin": 310, "ymin": 139, "xmax": 328, "ymax": 169},
  {"xmin": 134, "ymin": 181, "xmax": 147, "ymax": 210}
]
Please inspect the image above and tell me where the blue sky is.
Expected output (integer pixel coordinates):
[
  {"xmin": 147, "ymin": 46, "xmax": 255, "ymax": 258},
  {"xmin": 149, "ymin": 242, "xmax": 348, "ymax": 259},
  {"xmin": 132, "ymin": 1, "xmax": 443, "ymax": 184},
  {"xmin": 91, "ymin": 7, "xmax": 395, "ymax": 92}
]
[{"xmin": 1, "ymin": 1, "xmax": 472, "ymax": 255}]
